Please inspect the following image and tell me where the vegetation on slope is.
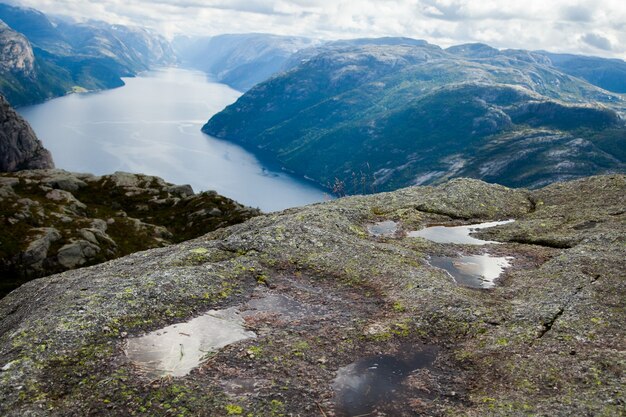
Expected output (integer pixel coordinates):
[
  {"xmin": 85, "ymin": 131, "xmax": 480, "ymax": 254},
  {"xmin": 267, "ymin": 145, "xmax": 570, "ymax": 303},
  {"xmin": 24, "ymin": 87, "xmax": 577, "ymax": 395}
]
[
  {"xmin": 0, "ymin": 170, "xmax": 259, "ymax": 296},
  {"xmin": 204, "ymin": 40, "xmax": 626, "ymax": 194}
]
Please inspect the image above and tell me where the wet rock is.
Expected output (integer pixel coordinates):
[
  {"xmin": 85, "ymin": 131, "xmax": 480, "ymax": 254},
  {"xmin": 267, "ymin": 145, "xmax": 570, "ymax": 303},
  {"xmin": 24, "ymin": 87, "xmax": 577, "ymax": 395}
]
[{"xmin": 0, "ymin": 175, "xmax": 623, "ymax": 417}]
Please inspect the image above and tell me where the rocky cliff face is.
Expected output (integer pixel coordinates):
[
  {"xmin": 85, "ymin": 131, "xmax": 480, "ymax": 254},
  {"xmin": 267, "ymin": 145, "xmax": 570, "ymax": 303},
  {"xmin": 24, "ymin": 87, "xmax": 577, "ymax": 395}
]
[
  {"xmin": 0, "ymin": 20, "xmax": 34, "ymax": 76},
  {"xmin": 0, "ymin": 175, "xmax": 623, "ymax": 416},
  {"xmin": 0, "ymin": 169, "xmax": 259, "ymax": 296},
  {"xmin": 0, "ymin": 94, "xmax": 53, "ymax": 172}
]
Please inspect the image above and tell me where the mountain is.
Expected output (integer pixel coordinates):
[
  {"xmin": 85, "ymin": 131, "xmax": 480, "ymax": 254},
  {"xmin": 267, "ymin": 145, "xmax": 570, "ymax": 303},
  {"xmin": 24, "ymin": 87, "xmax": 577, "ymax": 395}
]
[
  {"xmin": 174, "ymin": 33, "xmax": 319, "ymax": 91},
  {"xmin": 203, "ymin": 39, "xmax": 626, "ymax": 193},
  {"xmin": 0, "ymin": 19, "xmax": 34, "ymax": 76},
  {"xmin": 0, "ymin": 3, "xmax": 176, "ymax": 106},
  {"xmin": 448, "ymin": 44, "xmax": 626, "ymax": 95},
  {"xmin": 0, "ymin": 169, "xmax": 259, "ymax": 297},
  {"xmin": 541, "ymin": 52, "xmax": 626, "ymax": 94},
  {"xmin": 0, "ymin": 93, "xmax": 53, "ymax": 171},
  {"xmin": 54, "ymin": 19, "xmax": 176, "ymax": 73},
  {"xmin": 0, "ymin": 174, "xmax": 623, "ymax": 416}
]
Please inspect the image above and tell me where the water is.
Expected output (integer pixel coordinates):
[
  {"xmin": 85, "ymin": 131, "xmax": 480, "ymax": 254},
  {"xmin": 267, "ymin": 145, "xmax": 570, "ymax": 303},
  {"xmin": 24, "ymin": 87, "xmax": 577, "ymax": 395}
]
[
  {"xmin": 332, "ymin": 346, "xmax": 438, "ymax": 416},
  {"xmin": 367, "ymin": 220, "xmax": 399, "ymax": 237},
  {"xmin": 125, "ymin": 307, "xmax": 256, "ymax": 379},
  {"xmin": 17, "ymin": 68, "xmax": 329, "ymax": 212},
  {"xmin": 408, "ymin": 220, "xmax": 514, "ymax": 245},
  {"xmin": 429, "ymin": 254, "xmax": 512, "ymax": 288}
]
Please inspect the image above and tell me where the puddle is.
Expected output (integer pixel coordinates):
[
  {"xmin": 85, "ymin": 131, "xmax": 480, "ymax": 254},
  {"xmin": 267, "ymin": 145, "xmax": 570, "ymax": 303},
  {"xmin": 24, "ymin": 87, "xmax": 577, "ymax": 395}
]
[
  {"xmin": 125, "ymin": 307, "xmax": 256, "ymax": 378},
  {"xmin": 332, "ymin": 346, "xmax": 438, "ymax": 416},
  {"xmin": 367, "ymin": 220, "xmax": 399, "ymax": 237},
  {"xmin": 240, "ymin": 287, "xmax": 332, "ymax": 324},
  {"xmin": 429, "ymin": 254, "xmax": 512, "ymax": 288},
  {"xmin": 408, "ymin": 220, "xmax": 514, "ymax": 245}
]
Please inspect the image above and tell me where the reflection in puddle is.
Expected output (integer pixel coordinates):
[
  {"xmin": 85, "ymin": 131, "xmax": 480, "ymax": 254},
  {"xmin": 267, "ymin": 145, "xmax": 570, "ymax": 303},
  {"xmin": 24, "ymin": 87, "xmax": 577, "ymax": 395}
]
[
  {"xmin": 367, "ymin": 220, "xmax": 399, "ymax": 237},
  {"xmin": 430, "ymin": 254, "xmax": 512, "ymax": 288},
  {"xmin": 242, "ymin": 291, "xmax": 327, "ymax": 322},
  {"xmin": 333, "ymin": 347, "xmax": 438, "ymax": 416},
  {"xmin": 408, "ymin": 220, "xmax": 514, "ymax": 245},
  {"xmin": 125, "ymin": 307, "xmax": 256, "ymax": 378}
]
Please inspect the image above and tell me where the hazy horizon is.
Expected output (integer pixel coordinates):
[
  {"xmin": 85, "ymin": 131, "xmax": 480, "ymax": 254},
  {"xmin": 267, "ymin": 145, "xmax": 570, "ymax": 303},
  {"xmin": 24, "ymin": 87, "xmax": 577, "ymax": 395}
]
[{"xmin": 3, "ymin": 0, "xmax": 626, "ymax": 61}]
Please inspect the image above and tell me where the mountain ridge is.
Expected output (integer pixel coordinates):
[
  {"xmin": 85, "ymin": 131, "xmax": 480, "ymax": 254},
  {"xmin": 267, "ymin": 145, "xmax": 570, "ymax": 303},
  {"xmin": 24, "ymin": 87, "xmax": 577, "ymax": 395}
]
[
  {"xmin": 203, "ymin": 39, "xmax": 626, "ymax": 193},
  {"xmin": 0, "ymin": 3, "xmax": 176, "ymax": 106}
]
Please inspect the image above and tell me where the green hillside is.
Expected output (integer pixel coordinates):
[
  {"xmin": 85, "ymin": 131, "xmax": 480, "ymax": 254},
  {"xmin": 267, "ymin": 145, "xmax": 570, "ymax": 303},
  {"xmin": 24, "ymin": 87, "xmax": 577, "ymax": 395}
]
[{"xmin": 204, "ymin": 40, "xmax": 626, "ymax": 193}]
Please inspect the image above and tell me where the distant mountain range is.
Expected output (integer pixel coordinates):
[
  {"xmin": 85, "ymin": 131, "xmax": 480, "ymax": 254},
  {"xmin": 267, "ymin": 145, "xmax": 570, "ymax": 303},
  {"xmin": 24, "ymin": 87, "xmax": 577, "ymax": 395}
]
[
  {"xmin": 204, "ymin": 38, "xmax": 626, "ymax": 192},
  {"xmin": 173, "ymin": 33, "xmax": 319, "ymax": 91},
  {"xmin": 0, "ymin": 3, "xmax": 175, "ymax": 106},
  {"xmin": 1, "ymin": 4, "xmax": 624, "ymax": 193}
]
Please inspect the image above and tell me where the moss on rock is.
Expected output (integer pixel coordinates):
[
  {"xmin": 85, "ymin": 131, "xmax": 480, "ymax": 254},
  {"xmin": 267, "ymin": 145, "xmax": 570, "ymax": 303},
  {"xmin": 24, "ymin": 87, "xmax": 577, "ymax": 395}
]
[{"xmin": 0, "ymin": 175, "xmax": 624, "ymax": 416}]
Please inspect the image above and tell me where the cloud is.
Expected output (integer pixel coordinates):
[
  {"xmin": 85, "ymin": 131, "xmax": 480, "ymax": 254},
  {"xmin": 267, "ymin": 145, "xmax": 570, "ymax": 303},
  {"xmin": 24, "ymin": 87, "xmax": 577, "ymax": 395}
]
[
  {"xmin": 560, "ymin": 5, "xmax": 594, "ymax": 22},
  {"xmin": 580, "ymin": 32, "xmax": 613, "ymax": 51},
  {"xmin": 4, "ymin": 0, "xmax": 626, "ymax": 60}
]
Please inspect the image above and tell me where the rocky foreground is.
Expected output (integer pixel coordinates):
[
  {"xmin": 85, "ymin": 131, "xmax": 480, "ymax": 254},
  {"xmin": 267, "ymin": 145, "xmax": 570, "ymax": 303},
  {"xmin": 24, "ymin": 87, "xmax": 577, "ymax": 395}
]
[
  {"xmin": 0, "ymin": 175, "xmax": 624, "ymax": 416},
  {"xmin": 0, "ymin": 169, "xmax": 259, "ymax": 296}
]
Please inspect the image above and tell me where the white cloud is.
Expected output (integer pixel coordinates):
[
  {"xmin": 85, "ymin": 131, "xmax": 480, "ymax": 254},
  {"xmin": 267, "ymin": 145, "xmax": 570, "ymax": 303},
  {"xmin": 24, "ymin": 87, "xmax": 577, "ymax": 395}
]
[{"xmin": 5, "ymin": 0, "xmax": 626, "ymax": 59}]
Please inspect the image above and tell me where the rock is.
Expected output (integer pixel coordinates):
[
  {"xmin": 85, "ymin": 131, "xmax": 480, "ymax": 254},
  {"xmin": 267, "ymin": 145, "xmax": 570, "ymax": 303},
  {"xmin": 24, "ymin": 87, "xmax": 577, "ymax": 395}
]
[
  {"xmin": 45, "ymin": 189, "xmax": 87, "ymax": 213},
  {"xmin": 90, "ymin": 219, "xmax": 108, "ymax": 232},
  {"xmin": 0, "ymin": 175, "xmax": 623, "ymax": 416},
  {"xmin": 56, "ymin": 240, "xmax": 100, "ymax": 268},
  {"xmin": 40, "ymin": 170, "xmax": 91, "ymax": 192},
  {"xmin": 78, "ymin": 229, "xmax": 98, "ymax": 245},
  {"xmin": 0, "ymin": 94, "xmax": 54, "ymax": 172},
  {"xmin": 109, "ymin": 171, "xmax": 151, "ymax": 188},
  {"xmin": 20, "ymin": 227, "xmax": 61, "ymax": 268},
  {"xmin": 0, "ymin": 20, "xmax": 34, "ymax": 77},
  {"xmin": 0, "ymin": 169, "xmax": 260, "ymax": 296},
  {"xmin": 167, "ymin": 184, "xmax": 194, "ymax": 198}
]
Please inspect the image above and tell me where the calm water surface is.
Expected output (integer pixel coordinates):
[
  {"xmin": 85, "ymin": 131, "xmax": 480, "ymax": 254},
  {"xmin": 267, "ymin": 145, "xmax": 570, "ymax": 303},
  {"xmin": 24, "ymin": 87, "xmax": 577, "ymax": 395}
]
[{"xmin": 18, "ymin": 68, "xmax": 329, "ymax": 212}]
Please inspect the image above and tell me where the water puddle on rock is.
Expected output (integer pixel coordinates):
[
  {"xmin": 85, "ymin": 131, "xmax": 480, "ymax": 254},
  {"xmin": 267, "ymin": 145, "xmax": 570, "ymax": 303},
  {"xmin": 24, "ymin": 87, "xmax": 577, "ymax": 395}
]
[
  {"xmin": 429, "ymin": 254, "xmax": 512, "ymax": 288},
  {"xmin": 332, "ymin": 346, "xmax": 438, "ymax": 416},
  {"xmin": 408, "ymin": 220, "xmax": 514, "ymax": 245},
  {"xmin": 125, "ymin": 307, "xmax": 256, "ymax": 378},
  {"xmin": 367, "ymin": 220, "xmax": 399, "ymax": 237},
  {"xmin": 241, "ymin": 291, "xmax": 327, "ymax": 323}
]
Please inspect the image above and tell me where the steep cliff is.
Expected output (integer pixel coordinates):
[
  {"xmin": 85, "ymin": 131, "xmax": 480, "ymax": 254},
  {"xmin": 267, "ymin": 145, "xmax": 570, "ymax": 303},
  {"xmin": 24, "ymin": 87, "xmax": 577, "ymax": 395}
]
[
  {"xmin": 0, "ymin": 94, "xmax": 53, "ymax": 172},
  {"xmin": 0, "ymin": 175, "xmax": 623, "ymax": 416},
  {"xmin": 0, "ymin": 19, "xmax": 34, "ymax": 76}
]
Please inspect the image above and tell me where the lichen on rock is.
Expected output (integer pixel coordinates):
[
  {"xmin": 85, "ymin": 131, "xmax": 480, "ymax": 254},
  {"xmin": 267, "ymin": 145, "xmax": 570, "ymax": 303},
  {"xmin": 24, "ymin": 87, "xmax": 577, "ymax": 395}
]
[
  {"xmin": 0, "ymin": 169, "xmax": 260, "ymax": 296},
  {"xmin": 0, "ymin": 175, "xmax": 623, "ymax": 416}
]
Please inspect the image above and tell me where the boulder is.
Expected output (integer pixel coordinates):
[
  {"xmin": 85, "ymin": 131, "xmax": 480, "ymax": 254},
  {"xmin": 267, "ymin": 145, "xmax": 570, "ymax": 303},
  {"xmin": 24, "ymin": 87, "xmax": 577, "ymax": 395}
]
[{"xmin": 56, "ymin": 240, "xmax": 100, "ymax": 269}]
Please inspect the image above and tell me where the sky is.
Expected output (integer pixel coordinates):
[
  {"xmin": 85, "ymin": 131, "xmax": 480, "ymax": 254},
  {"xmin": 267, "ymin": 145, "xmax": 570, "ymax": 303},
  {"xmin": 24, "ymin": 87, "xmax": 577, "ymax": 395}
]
[{"xmin": 5, "ymin": 0, "xmax": 626, "ymax": 59}]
